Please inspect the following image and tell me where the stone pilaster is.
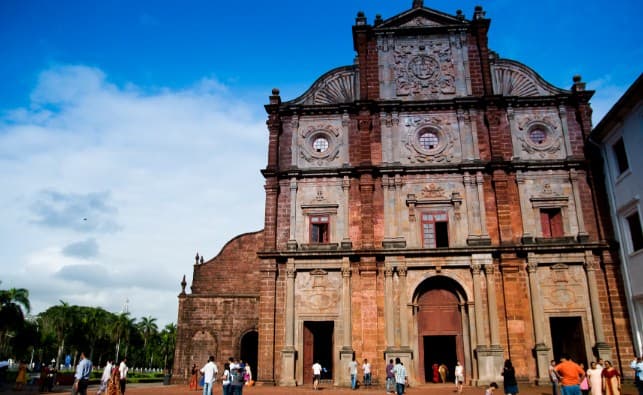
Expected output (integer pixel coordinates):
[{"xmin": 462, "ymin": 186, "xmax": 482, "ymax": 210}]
[
  {"xmin": 584, "ymin": 252, "xmax": 612, "ymax": 361},
  {"xmin": 280, "ymin": 262, "xmax": 297, "ymax": 386}
]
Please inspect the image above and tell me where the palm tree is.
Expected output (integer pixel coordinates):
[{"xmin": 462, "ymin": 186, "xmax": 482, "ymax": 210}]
[
  {"xmin": 40, "ymin": 301, "xmax": 72, "ymax": 368},
  {"xmin": 111, "ymin": 312, "xmax": 134, "ymax": 362},
  {"xmin": 137, "ymin": 316, "xmax": 158, "ymax": 368},
  {"xmin": 0, "ymin": 286, "xmax": 31, "ymax": 355},
  {"xmin": 160, "ymin": 323, "xmax": 176, "ymax": 371}
]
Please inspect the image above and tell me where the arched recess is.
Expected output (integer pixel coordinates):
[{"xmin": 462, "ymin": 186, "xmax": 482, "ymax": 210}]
[
  {"xmin": 240, "ymin": 330, "xmax": 258, "ymax": 381},
  {"xmin": 413, "ymin": 275, "xmax": 470, "ymax": 384},
  {"xmin": 189, "ymin": 330, "xmax": 218, "ymax": 368}
]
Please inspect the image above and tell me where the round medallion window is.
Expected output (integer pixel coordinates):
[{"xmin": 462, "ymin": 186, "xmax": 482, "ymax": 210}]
[
  {"xmin": 529, "ymin": 129, "xmax": 547, "ymax": 145},
  {"xmin": 418, "ymin": 131, "xmax": 439, "ymax": 150},
  {"xmin": 312, "ymin": 136, "xmax": 329, "ymax": 153}
]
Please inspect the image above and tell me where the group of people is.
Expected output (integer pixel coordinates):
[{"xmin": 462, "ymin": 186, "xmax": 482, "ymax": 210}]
[
  {"xmin": 546, "ymin": 355, "xmax": 628, "ymax": 395},
  {"xmin": 189, "ymin": 356, "xmax": 252, "ymax": 395},
  {"xmin": 347, "ymin": 357, "xmax": 372, "ymax": 390},
  {"xmin": 95, "ymin": 356, "xmax": 129, "ymax": 395}
]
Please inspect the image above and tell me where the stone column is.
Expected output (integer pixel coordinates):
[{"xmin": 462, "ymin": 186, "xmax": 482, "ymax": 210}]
[
  {"xmin": 569, "ymin": 169, "xmax": 589, "ymax": 241},
  {"xmin": 584, "ymin": 252, "xmax": 612, "ymax": 361},
  {"xmin": 384, "ymin": 262, "xmax": 395, "ymax": 347},
  {"xmin": 341, "ymin": 176, "xmax": 352, "ymax": 248},
  {"xmin": 464, "ymin": 172, "xmax": 479, "ymax": 240},
  {"xmin": 287, "ymin": 178, "xmax": 298, "ymax": 250},
  {"xmin": 516, "ymin": 171, "xmax": 533, "ymax": 243},
  {"xmin": 527, "ymin": 256, "xmax": 550, "ymax": 384},
  {"xmin": 476, "ymin": 172, "xmax": 490, "ymax": 240},
  {"xmin": 280, "ymin": 261, "xmax": 297, "ymax": 386},
  {"xmin": 339, "ymin": 257, "xmax": 354, "ymax": 386},
  {"xmin": 398, "ymin": 265, "xmax": 410, "ymax": 348},
  {"xmin": 484, "ymin": 264, "xmax": 500, "ymax": 346},
  {"xmin": 471, "ymin": 262, "xmax": 486, "ymax": 347}
]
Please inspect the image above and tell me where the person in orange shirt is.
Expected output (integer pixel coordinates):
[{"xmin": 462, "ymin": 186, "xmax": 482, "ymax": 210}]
[{"xmin": 555, "ymin": 355, "xmax": 585, "ymax": 395}]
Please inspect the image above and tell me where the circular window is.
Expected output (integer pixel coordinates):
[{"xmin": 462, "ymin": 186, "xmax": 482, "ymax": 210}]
[
  {"xmin": 312, "ymin": 136, "xmax": 329, "ymax": 153},
  {"xmin": 529, "ymin": 129, "xmax": 547, "ymax": 145},
  {"xmin": 418, "ymin": 131, "xmax": 439, "ymax": 150}
]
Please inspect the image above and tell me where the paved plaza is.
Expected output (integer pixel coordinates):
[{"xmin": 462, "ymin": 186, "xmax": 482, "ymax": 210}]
[{"xmin": 1, "ymin": 382, "xmax": 640, "ymax": 395}]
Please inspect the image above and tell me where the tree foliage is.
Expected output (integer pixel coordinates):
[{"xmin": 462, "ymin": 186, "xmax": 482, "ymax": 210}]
[{"xmin": 0, "ymin": 285, "xmax": 175, "ymax": 370}]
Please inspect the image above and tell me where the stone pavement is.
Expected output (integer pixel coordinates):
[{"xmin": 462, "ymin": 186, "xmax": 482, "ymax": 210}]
[{"xmin": 0, "ymin": 382, "xmax": 639, "ymax": 395}]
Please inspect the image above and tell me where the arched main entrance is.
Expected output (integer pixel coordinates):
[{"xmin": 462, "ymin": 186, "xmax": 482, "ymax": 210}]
[{"xmin": 415, "ymin": 276, "xmax": 467, "ymax": 384}]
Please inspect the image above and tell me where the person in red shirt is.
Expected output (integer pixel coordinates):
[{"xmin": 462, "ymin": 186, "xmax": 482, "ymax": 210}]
[{"xmin": 555, "ymin": 355, "xmax": 585, "ymax": 395}]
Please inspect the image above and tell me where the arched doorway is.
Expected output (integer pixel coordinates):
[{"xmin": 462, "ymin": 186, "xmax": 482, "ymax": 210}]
[
  {"xmin": 415, "ymin": 276, "xmax": 466, "ymax": 384},
  {"xmin": 240, "ymin": 331, "xmax": 258, "ymax": 381}
]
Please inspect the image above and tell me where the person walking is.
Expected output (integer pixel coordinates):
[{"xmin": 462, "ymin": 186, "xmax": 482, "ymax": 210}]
[
  {"xmin": 586, "ymin": 361, "xmax": 603, "ymax": 395},
  {"xmin": 601, "ymin": 360, "xmax": 621, "ymax": 395},
  {"xmin": 549, "ymin": 360, "xmax": 561, "ymax": 395},
  {"xmin": 362, "ymin": 358, "xmax": 372, "ymax": 387},
  {"xmin": 74, "ymin": 352, "xmax": 93, "ymax": 395},
  {"xmin": 96, "ymin": 359, "xmax": 112, "ymax": 395},
  {"xmin": 555, "ymin": 355, "xmax": 585, "ymax": 395},
  {"xmin": 392, "ymin": 358, "xmax": 407, "ymax": 395},
  {"xmin": 631, "ymin": 356, "xmax": 643, "ymax": 395},
  {"xmin": 312, "ymin": 360, "xmax": 322, "ymax": 390},
  {"xmin": 348, "ymin": 356, "xmax": 358, "ymax": 390},
  {"xmin": 118, "ymin": 357, "xmax": 128, "ymax": 395},
  {"xmin": 455, "ymin": 361, "xmax": 464, "ymax": 394},
  {"xmin": 502, "ymin": 359, "xmax": 519, "ymax": 395},
  {"xmin": 200, "ymin": 356, "xmax": 218, "ymax": 395},
  {"xmin": 386, "ymin": 359, "xmax": 395, "ymax": 394}
]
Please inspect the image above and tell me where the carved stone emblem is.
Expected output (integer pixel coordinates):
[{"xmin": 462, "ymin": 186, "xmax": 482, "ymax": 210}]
[{"xmin": 394, "ymin": 40, "xmax": 456, "ymax": 98}]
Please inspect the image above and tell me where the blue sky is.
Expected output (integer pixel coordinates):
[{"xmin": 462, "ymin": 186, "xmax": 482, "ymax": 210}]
[{"xmin": 1, "ymin": 0, "xmax": 641, "ymax": 327}]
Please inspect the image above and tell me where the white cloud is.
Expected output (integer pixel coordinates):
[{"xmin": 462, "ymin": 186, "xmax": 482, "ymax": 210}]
[
  {"xmin": 0, "ymin": 65, "xmax": 267, "ymax": 325},
  {"xmin": 586, "ymin": 74, "xmax": 629, "ymax": 126}
]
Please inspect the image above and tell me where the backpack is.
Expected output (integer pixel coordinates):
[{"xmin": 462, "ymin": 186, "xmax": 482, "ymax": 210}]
[{"xmin": 231, "ymin": 368, "xmax": 245, "ymax": 385}]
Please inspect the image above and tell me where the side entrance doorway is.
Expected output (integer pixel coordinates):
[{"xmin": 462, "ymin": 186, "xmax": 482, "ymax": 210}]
[
  {"xmin": 550, "ymin": 316, "xmax": 588, "ymax": 367},
  {"xmin": 302, "ymin": 321, "xmax": 334, "ymax": 384},
  {"xmin": 240, "ymin": 331, "xmax": 258, "ymax": 382}
]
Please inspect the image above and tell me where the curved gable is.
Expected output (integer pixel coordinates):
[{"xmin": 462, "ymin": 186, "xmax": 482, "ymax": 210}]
[
  {"xmin": 491, "ymin": 58, "xmax": 569, "ymax": 97},
  {"xmin": 286, "ymin": 66, "xmax": 357, "ymax": 105}
]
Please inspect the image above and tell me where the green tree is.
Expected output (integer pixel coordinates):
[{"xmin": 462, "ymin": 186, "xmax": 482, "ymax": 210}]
[
  {"xmin": 159, "ymin": 323, "xmax": 176, "ymax": 371},
  {"xmin": 40, "ymin": 301, "xmax": 72, "ymax": 368},
  {"xmin": 0, "ymin": 286, "xmax": 31, "ymax": 356},
  {"xmin": 136, "ymin": 316, "xmax": 158, "ymax": 368}
]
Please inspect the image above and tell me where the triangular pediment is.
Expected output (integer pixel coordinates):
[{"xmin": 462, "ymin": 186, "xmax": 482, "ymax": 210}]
[{"xmin": 376, "ymin": 6, "xmax": 466, "ymax": 30}]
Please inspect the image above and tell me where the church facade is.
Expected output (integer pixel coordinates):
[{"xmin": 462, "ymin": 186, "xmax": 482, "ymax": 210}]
[{"xmin": 173, "ymin": 1, "xmax": 634, "ymax": 387}]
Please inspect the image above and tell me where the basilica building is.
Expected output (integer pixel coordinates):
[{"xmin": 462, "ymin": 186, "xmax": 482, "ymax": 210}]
[{"xmin": 173, "ymin": 1, "xmax": 634, "ymax": 387}]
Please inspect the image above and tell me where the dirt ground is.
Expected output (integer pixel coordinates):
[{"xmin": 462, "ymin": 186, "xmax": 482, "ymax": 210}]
[{"xmin": 1, "ymin": 382, "xmax": 639, "ymax": 395}]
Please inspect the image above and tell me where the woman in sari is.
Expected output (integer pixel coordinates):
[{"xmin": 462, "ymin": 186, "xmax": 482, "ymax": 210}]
[
  {"xmin": 189, "ymin": 364, "xmax": 198, "ymax": 390},
  {"xmin": 601, "ymin": 360, "xmax": 621, "ymax": 395},
  {"xmin": 107, "ymin": 365, "xmax": 120, "ymax": 395},
  {"xmin": 14, "ymin": 360, "xmax": 27, "ymax": 391}
]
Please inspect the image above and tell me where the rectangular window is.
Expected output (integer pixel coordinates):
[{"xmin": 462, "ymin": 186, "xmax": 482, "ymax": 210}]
[
  {"xmin": 613, "ymin": 138, "xmax": 629, "ymax": 175},
  {"xmin": 626, "ymin": 211, "xmax": 643, "ymax": 252},
  {"xmin": 540, "ymin": 208, "xmax": 564, "ymax": 238},
  {"xmin": 310, "ymin": 215, "xmax": 329, "ymax": 243},
  {"xmin": 421, "ymin": 211, "xmax": 449, "ymax": 248}
]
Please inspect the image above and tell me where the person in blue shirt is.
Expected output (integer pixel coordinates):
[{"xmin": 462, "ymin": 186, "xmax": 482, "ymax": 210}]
[
  {"xmin": 632, "ymin": 356, "xmax": 643, "ymax": 395},
  {"xmin": 74, "ymin": 352, "xmax": 92, "ymax": 395}
]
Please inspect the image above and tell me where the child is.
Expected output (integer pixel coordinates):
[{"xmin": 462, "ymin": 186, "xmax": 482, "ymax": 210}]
[{"xmin": 485, "ymin": 382, "xmax": 498, "ymax": 395}]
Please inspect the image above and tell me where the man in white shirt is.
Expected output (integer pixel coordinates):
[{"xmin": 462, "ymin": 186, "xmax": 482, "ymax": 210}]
[
  {"xmin": 362, "ymin": 359, "xmax": 372, "ymax": 387},
  {"xmin": 392, "ymin": 358, "xmax": 407, "ymax": 395},
  {"xmin": 200, "ymin": 356, "xmax": 218, "ymax": 395},
  {"xmin": 312, "ymin": 360, "xmax": 322, "ymax": 390},
  {"xmin": 118, "ymin": 358, "xmax": 128, "ymax": 395},
  {"xmin": 348, "ymin": 356, "xmax": 358, "ymax": 389}
]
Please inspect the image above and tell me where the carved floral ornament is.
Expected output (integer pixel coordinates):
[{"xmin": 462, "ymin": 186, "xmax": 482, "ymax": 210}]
[
  {"xmin": 393, "ymin": 39, "xmax": 456, "ymax": 98},
  {"xmin": 299, "ymin": 124, "xmax": 342, "ymax": 165},
  {"xmin": 516, "ymin": 115, "xmax": 562, "ymax": 157},
  {"xmin": 404, "ymin": 116, "xmax": 455, "ymax": 163}
]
